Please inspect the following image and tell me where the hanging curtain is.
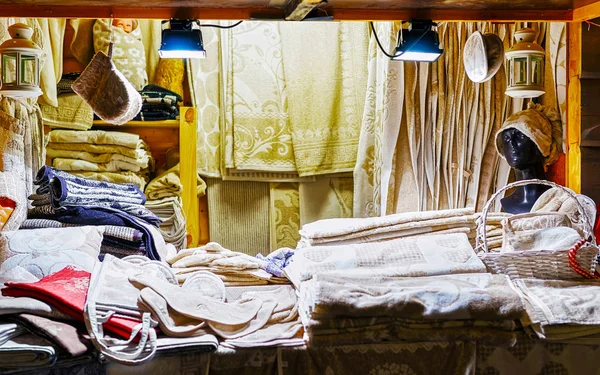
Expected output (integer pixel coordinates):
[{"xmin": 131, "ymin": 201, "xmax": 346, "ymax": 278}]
[
  {"xmin": 190, "ymin": 21, "xmax": 369, "ymax": 180},
  {"xmin": 354, "ymin": 22, "xmax": 563, "ymax": 217},
  {"xmin": 189, "ymin": 21, "xmax": 366, "ymax": 250}
]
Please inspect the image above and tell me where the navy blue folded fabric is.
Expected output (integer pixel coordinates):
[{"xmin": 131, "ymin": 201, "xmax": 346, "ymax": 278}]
[{"xmin": 36, "ymin": 166, "xmax": 144, "ymax": 198}]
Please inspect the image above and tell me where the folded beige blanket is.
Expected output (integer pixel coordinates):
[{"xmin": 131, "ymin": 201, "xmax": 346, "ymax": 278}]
[
  {"xmin": 52, "ymin": 157, "xmax": 144, "ymax": 173},
  {"xmin": 41, "ymin": 94, "xmax": 93, "ymax": 131},
  {"xmin": 146, "ymin": 164, "xmax": 206, "ymax": 200},
  {"xmin": 46, "ymin": 148, "xmax": 152, "ymax": 169},
  {"xmin": 47, "ymin": 142, "xmax": 148, "ymax": 159},
  {"xmin": 513, "ymin": 278, "xmax": 600, "ymax": 340},
  {"xmin": 284, "ymin": 233, "xmax": 486, "ymax": 288},
  {"xmin": 302, "ymin": 273, "xmax": 525, "ymax": 321},
  {"xmin": 299, "ymin": 208, "xmax": 475, "ymax": 246},
  {"xmin": 46, "ymin": 129, "xmax": 143, "ymax": 149}
]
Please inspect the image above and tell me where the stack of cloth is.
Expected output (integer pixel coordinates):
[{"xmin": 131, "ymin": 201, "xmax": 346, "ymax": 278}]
[
  {"xmin": 0, "ymin": 259, "xmax": 217, "ymax": 365},
  {"xmin": 168, "ymin": 242, "xmax": 291, "ymax": 286},
  {"xmin": 0, "ymin": 263, "xmax": 96, "ymax": 373},
  {"xmin": 284, "ymin": 232, "xmax": 487, "ymax": 288},
  {"xmin": 513, "ymin": 279, "xmax": 600, "ymax": 343},
  {"xmin": 130, "ymin": 262, "xmax": 303, "ymax": 349},
  {"xmin": 45, "ymin": 129, "xmax": 154, "ymax": 191},
  {"xmin": 27, "ymin": 166, "xmax": 172, "ymax": 261},
  {"xmin": 133, "ymin": 84, "xmax": 182, "ymax": 121},
  {"xmin": 474, "ymin": 212, "xmax": 513, "ymax": 251},
  {"xmin": 298, "ymin": 208, "xmax": 477, "ymax": 248},
  {"xmin": 298, "ymin": 272, "xmax": 525, "ymax": 347},
  {"xmin": 20, "ymin": 219, "xmax": 146, "ymax": 259},
  {"xmin": 286, "ymin": 231, "xmax": 530, "ymax": 346},
  {"xmin": 144, "ymin": 163, "xmax": 206, "ymax": 250}
]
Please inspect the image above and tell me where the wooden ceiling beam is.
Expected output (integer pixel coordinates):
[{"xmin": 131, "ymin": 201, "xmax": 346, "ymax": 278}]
[
  {"xmin": 573, "ymin": 0, "xmax": 600, "ymax": 20},
  {"xmin": 0, "ymin": 5, "xmax": 574, "ymax": 21},
  {"xmin": 328, "ymin": 8, "xmax": 573, "ymax": 21}
]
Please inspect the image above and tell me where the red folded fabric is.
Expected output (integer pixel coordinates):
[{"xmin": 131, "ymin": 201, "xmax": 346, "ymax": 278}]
[{"xmin": 3, "ymin": 266, "xmax": 142, "ymax": 339}]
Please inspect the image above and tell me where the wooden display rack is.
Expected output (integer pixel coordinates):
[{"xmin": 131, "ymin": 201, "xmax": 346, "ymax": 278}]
[{"xmin": 91, "ymin": 108, "xmax": 205, "ymax": 248}]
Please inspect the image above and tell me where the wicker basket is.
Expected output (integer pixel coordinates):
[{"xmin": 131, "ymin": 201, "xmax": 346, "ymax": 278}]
[{"xmin": 476, "ymin": 179, "xmax": 599, "ymax": 280}]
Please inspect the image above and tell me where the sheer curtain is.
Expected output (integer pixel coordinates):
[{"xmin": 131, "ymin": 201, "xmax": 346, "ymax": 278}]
[{"xmin": 354, "ymin": 22, "xmax": 565, "ymax": 217}]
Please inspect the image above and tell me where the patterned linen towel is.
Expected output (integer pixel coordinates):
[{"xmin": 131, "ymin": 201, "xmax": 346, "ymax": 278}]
[
  {"xmin": 284, "ymin": 233, "xmax": 485, "ymax": 288},
  {"xmin": 302, "ymin": 273, "xmax": 525, "ymax": 321},
  {"xmin": 299, "ymin": 207, "xmax": 475, "ymax": 247},
  {"xmin": 513, "ymin": 278, "xmax": 600, "ymax": 340}
]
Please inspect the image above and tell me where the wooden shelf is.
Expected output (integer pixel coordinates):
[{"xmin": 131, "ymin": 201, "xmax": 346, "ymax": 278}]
[
  {"xmin": 582, "ymin": 71, "xmax": 600, "ymax": 79},
  {"xmin": 92, "ymin": 120, "xmax": 180, "ymax": 129}
]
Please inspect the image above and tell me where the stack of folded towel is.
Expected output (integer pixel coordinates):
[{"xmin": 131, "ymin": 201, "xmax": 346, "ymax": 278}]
[
  {"xmin": 144, "ymin": 164, "xmax": 197, "ymax": 250},
  {"xmin": 26, "ymin": 166, "xmax": 171, "ymax": 261},
  {"xmin": 298, "ymin": 207, "xmax": 512, "ymax": 252},
  {"xmin": 298, "ymin": 272, "xmax": 525, "ymax": 347},
  {"xmin": 286, "ymin": 231, "xmax": 529, "ymax": 346},
  {"xmin": 168, "ymin": 242, "xmax": 290, "ymax": 286},
  {"xmin": 133, "ymin": 84, "xmax": 182, "ymax": 121},
  {"xmin": 475, "ymin": 212, "xmax": 513, "ymax": 251},
  {"xmin": 45, "ymin": 129, "xmax": 154, "ymax": 191},
  {"xmin": 298, "ymin": 208, "xmax": 477, "ymax": 248},
  {"xmin": 284, "ymin": 233, "xmax": 487, "ymax": 288},
  {"xmin": 513, "ymin": 279, "xmax": 600, "ymax": 343}
]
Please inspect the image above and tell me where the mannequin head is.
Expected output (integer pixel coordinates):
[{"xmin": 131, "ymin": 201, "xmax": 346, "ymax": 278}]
[{"xmin": 501, "ymin": 128, "xmax": 545, "ymax": 170}]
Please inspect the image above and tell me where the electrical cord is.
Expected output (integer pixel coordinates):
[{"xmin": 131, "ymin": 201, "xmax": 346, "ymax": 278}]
[
  {"xmin": 369, "ymin": 22, "xmax": 399, "ymax": 58},
  {"xmin": 369, "ymin": 21, "xmax": 433, "ymax": 59},
  {"xmin": 198, "ymin": 20, "xmax": 244, "ymax": 29}
]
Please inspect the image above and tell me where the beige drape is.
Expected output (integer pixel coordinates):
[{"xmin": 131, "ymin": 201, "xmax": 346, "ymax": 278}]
[
  {"xmin": 190, "ymin": 21, "xmax": 369, "ymax": 180},
  {"xmin": 354, "ymin": 22, "xmax": 564, "ymax": 217}
]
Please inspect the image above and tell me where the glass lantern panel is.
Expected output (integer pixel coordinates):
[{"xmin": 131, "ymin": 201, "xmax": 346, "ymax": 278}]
[
  {"xmin": 531, "ymin": 56, "xmax": 544, "ymax": 86},
  {"xmin": 20, "ymin": 55, "xmax": 36, "ymax": 85},
  {"xmin": 2, "ymin": 54, "xmax": 16, "ymax": 84},
  {"xmin": 513, "ymin": 57, "xmax": 528, "ymax": 85}
]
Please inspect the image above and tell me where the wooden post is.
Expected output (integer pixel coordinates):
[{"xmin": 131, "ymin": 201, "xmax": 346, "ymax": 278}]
[
  {"xmin": 180, "ymin": 107, "xmax": 200, "ymax": 248},
  {"xmin": 567, "ymin": 22, "xmax": 582, "ymax": 193}
]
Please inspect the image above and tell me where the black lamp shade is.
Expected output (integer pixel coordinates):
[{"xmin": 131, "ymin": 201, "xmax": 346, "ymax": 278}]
[{"xmin": 159, "ymin": 28, "xmax": 206, "ymax": 59}]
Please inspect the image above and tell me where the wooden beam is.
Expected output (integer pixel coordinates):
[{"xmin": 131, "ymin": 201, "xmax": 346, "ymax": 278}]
[
  {"xmin": 0, "ymin": 5, "xmax": 573, "ymax": 21},
  {"xmin": 284, "ymin": 0, "xmax": 325, "ymax": 21},
  {"xmin": 0, "ymin": 6, "xmax": 283, "ymax": 20},
  {"xmin": 329, "ymin": 8, "xmax": 574, "ymax": 21},
  {"xmin": 573, "ymin": 0, "xmax": 600, "ymax": 21},
  {"xmin": 567, "ymin": 22, "xmax": 582, "ymax": 193}
]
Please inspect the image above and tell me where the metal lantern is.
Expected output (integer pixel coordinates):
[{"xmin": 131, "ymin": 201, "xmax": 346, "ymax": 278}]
[
  {"xmin": 0, "ymin": 23, "xmax": 43, "ymax": 99},
  {"xmin": 505, "ymin": 28, "xmax": 545, "ymax": 98}
]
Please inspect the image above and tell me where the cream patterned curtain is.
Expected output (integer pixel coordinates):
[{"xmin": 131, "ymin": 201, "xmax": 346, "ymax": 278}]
[
  {"xmin": 354, "ymin": 22, "xmax": 563, "ymax": 217},
  {"xmin": 189, "ymin": 22, "xmax": 366, "ymax": 251},
  {"xmin": 190, "ymin": 21, "xmax": 369, "ymax": 179}
]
